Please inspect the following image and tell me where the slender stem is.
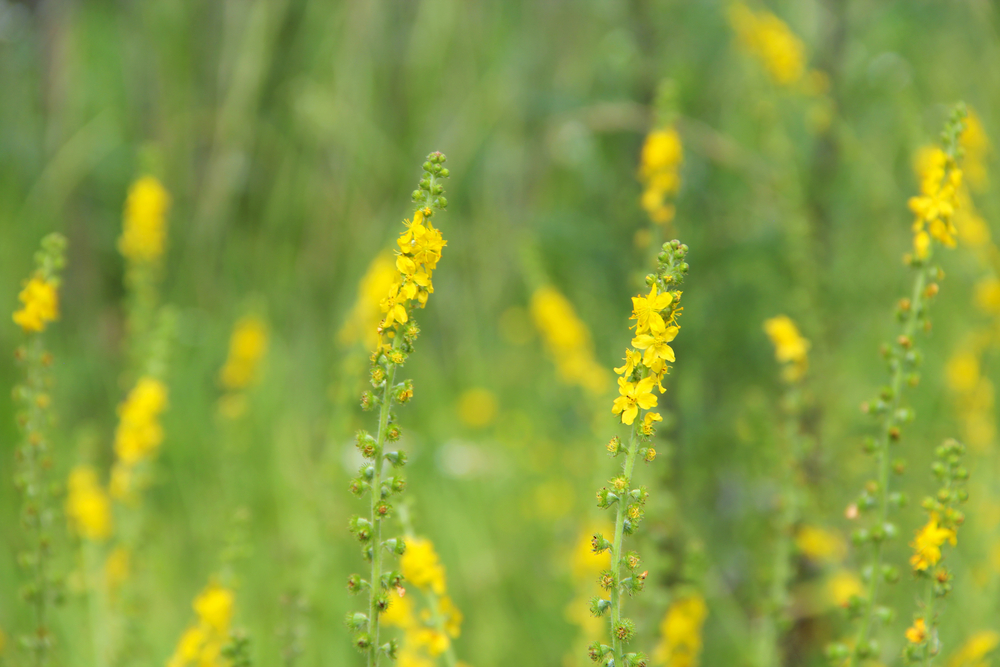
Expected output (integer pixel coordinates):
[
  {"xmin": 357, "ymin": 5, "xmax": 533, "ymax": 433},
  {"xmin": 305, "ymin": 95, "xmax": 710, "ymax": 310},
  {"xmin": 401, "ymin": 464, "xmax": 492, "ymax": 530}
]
[
  {"xmin": 368, "ymin": 334, "xmax": 402, "ymax": 667},
  {"xmin": 850, "ymin": 264, "xmax": 929, "ymax": 666},
  {"xmin": 609, "ymin": 420, "xmax": 641, "ymax": 665},
  {"xmin": 922, "ymin": 580, "xmax": 936, "ymax": 667}
]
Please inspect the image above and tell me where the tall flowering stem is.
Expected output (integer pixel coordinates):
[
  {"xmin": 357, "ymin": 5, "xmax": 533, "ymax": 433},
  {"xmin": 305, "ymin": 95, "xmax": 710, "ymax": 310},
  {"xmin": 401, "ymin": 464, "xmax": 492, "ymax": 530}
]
[
  {"xmin": 828, "ymin": 106, "xmax": 967, "ymax": 667},
  {"xmin": 589, "ymin": 240, "xmax": 690, "ymax": 667},
  {"xmin": 346, "ymin": 153, "xmax": 450, "ymax": 665},
  {"xmin": 11, "ymin": 233, "xmax": 68, "ymax": 667}
]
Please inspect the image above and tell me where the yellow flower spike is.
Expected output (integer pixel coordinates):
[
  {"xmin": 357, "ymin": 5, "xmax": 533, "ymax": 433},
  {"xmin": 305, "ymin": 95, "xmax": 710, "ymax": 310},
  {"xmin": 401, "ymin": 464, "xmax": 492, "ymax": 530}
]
[
  {"xmin": 653, "ymin": 594, "xmax": 708, "ymax": 667},
  {"xmin": 530, "ymin": 286, "xmax": 608, "ymax": 394},
  {"xmin": 948, "ymin": 630, "xmax": 1000, "ymax": 667},
  {"xmin": 113, "ymin": 377, "xmax": 169, "ymax": 467},
  {"xmin": 728, "ymin": 2, "xmax": 806, "ymax": 87},
  {"xmin": 12, "ymin": 276, "xmax": 59, "ymax": 333},
  {"xmin": 119, "ymin": 175, "xmax": 171, "ymax": 263},
  {"xmin": 193, "ymin": 582, "xmax": 235, "ymax": 633},
  {"xmin": 401, "ymin": 537, "xmax": 447, "ymax": 596},
  {"xmin": 612, "ymin": 376, "xmax": 658, "ymax": 425}
]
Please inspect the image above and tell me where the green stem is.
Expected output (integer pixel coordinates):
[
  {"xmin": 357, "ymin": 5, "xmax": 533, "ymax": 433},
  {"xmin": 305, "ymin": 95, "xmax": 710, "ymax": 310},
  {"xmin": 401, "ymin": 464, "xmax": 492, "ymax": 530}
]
[
  {"xmin": 922, "ymin": 580, "xmax": 936, "ymax": 667},
  {"xmin": 609, "ymin": 420, "xmax": 641, "ymax": 665},
  {"xmin": 850, "ymin": 263, "xmax": 929, "ymax": 666},
  {"xmin": 368, "ymin": 334, "xmax": 402, "ymax": 667}
]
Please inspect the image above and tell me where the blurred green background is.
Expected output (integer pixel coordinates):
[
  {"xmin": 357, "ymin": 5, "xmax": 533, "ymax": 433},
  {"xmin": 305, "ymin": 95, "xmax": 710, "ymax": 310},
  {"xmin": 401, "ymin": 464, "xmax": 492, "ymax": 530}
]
[{"xmin": 2, "ymin": 0, "xmax": 1000, "ymax": 665}]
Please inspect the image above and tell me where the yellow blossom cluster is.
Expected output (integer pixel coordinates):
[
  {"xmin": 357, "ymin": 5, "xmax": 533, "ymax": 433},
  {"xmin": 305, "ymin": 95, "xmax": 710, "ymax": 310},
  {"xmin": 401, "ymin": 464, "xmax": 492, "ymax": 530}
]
[
  {"xmin": 219, "ymin": 316, "xmax": 268, "ymax": 391},
  {"xmin": 119, "ymin": 176, "xmax": 171, "ymax": 263},
  {"xmin": 910, "ymin": 514, "xmax": 957, "ymax": 572},
  {"xmin": 167, "ymin": 582, "xmax": 235, "ymax": 667},
  {"xmin": 906, "ymin": 618, "xmax": 928, "ymax": 644},
  {"xmin": 728, "ymin": 3, "xmax": 805, "ymax": 87},
  {"xmin": 530, "ymin": 286, "xmax": 608, "ymax": 395},
  {"xmin": 377, "ymin": 208, "xmax": 447, "ymax": 347},
  {"xmin": 339, "ymin": 252, "xmax": 398, "ymax": 350},
  {"xmin": 111, "ymin": 377, "xmax": 168, "ymax": 499},
  {"xmin": 909, "ymin": 146, "xmax": 963, "ymax": 259},
  {"xmin": 382, "ymin": 537, "xmax": 463, "ymax": 662},
  {"xmin": 638, "ymin": 127, "xmax": 683, "ymax": 225},
  {"xmin": 763, "ymin": 315, "xmax": 809, "ymax": 382},
  {"xmin": 612, "ymin": 283, "xmax": 682, "ymax": 429},
  {"xmin": 65, "ymin": 466, "xmax": 113, "ymax": 542},
  {"xmin": 652, "ymin": 594, "xmax": 708, "ymax": 667},
  {"xmin": 12, "ymin": 276, "xmax": 59, "ymax": 333}
]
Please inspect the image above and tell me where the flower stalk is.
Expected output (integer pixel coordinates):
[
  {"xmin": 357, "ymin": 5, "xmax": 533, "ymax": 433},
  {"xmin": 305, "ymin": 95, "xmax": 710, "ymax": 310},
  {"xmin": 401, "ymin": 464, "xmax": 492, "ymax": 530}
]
[
  {"xmin": 590, "ymin": 240, "xmax": 690, "ymax": 667},
  {"xmin": 347, "ymin": 153, "xmax": 450, "ymax": 665}
]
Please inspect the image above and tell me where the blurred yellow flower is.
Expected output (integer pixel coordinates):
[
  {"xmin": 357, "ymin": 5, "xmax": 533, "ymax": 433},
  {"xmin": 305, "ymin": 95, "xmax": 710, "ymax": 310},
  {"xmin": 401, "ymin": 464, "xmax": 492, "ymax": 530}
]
[
  {"xmin": 457, "ymin": 387, "xmax": 499, "ymax": 428},
  {"xmin": 975, "ymin": 278, "xmax": 1000, "ymax": 315},
  {"xmin": 402, "ymin": 537, "xmax": 446, "ymax": 596},
  {"xmin": 638, "ymin": 126, "xmax": 684, "ymax": 225},
  {"xmin": 65, "ymin": 466, "xmax": 113, "ymax": 541},
  {"xmin": 219, "ymin": 316, "xmax": 268, "ymax": 391},
  {"xmin": 653, "ymin": 594, "xmax": 708, "ymax": 667},
  {"xmin": 114, "ymin": 377, "xmax": 168, "ymax": 467},
  {"xmin": 194, "ymin": 582, "xmax": 235, "ymax": 633},
  {"xmin": 906, "ymin": 618, "xmax": 927, "ymax": 644},
  {"xmin": 119, "ymin": 176, "xmax": 170, "ymax": 263},
  {"xmin": 530, "ymin": 286, "xmax": 607, "ymax": 394},
  {"xmin": 827, "ymin": 570, "xmax": 863, "ymax": 607},
  {"xmin": 795, "ymin": 525, "xmax": 846, "ymax": 563},
  {"xmin": 340, "ymin": 252, "xmax": 398, "ymax": 349},
  {"xmin": 728, "ymin": 3, "xmax": 806, "ymax": 86},
  {"xmin": 105, "ymin": 546, "xmax": 130, "ymax": 594},
  {"xmin": 13, "ymin": 276, "xmax": 59, "ymax": 333},
  {"xmin": 961, "ymin": 110, "xmax": 991, "ymax": 192},
  {"xmin": 947, "ymin": 353, "xmax": 980, "ymax": 394},
  {"xmin": 948, "ymin": 630, "xmax": 1000, "ymax": 667}
]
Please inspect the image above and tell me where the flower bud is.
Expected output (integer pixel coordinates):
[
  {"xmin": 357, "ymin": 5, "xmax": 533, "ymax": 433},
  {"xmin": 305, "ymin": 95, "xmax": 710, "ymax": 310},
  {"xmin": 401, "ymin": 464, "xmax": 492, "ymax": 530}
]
[{"xmin": 384, "ymin": 451, "xmax": 407, "ymax": 468}]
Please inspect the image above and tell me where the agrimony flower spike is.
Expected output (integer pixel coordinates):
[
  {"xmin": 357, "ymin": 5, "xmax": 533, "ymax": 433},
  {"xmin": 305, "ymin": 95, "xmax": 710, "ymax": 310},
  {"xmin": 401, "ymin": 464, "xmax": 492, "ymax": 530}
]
[
  {"xmin": 11, "ymin": 232, "xmax": 68, "ymax": 667},
  {"xmin": 592, "ymin": 240, "xmax": 690, "ymax": 667},
  {"xmin": 347, "ymin": 152, "xmax": 450, "ymax": 666},
  {"xmin": 828, "ymin": 105, "xmax": 967, "ymax": 667}
]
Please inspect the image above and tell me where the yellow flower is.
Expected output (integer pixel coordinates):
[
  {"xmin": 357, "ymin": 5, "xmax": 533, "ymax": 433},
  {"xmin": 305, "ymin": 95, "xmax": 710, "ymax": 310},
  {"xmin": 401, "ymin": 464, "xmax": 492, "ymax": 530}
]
[
  {"xmin": 119, "ymin": 176, "xmax": 170, "ymax": 262},
  {"xmin": 614, "ymin": 349, "xmax": 642, "ymax": 377},
  {"xmin": 380, "ymin": 282, "xmax": 409, "ymax": 329},
  {"xmin": 410, "ymin": 628, "xmax": 450, "ymax": 657},
  {"xmin": 638, "ymin": 127, "xmax": 684, "ymax": 225},
  {"xmin": 113, "ymin": 377, "xmax": 168, "ymax": 467},
  {"xmin": 339, "ymin": 252, "xmax": 398, "ymax": 349},
  {"xmin": 641, "ymin": 411, "xmax": 662, "ymax": 437},
  {"xmin": 906, "ymin": 618, "xmax": 928, "ymax": 644},
  {"xmin": 729, "ymin": 3, "xmax": 806, "ymax": 86},
  {"xmin": 653, "ymin": 594, "xmax": 708, "ymax": 667},
  {"xmin": 795, "ymin": 525, "xmax": 846, "ymax": 563},
  {"xmin": 382, "ymin": 590, "xmax": 415, "ymax": 629},
  {"xmin": 457, "ymin": 387, "xmax": 499, "ymax": 428},
  {"xmin": 827, "ymin": 570, "xmax": 863, "ymax": 607},
  {"xmin": 910, "ymin": 516, "xmax": 957, "ymax": 571},
  {"xmin": 612, "ymin": 376, "xmax": 657, "ymax": 425},
  {"xmin": 530, "ymin": 286, "xmax": 607, "ymax": 394},
  {"xmin": 193, "ymin": 582, "xmax": 235, "ymax": 633},
  {"xmin": 631, "ymin": 285, "xmax": 673, "ymax": 335},
  {"xmin": 913, "ymin": 229, "xmax": 931, "ymax": 260},
  {"xmin": 105, "ymin": 547, "xmax": 130, "ymax": 594},
  {"xmin": 398, "ymin": 209, "xmax": 447, "ymax": 270},
  {"xmin": 65, "ymin": 466, "xmax": 113, "ymax": 541},
  {"xmin": 961, "ymin": 110, "xmax": 991, "ymax": 192},
  {"xmin": 401, "ymin": 537, "xmax": 446, "ymax": 595},
  {"xmin": 13, "ymin": 276, "xmax": 59, "ymax": 333},
  {"xmin": 948, "ymin": 630, "xmax": 1000, "ymax": 667},
  {"xmin": 632, "ymin": 325, "xmax": 679, "ymax": 366},
  {"xmin": 396, "ymin": 651, "xmax": 435, "ymax": 667},
  {"xmin": 219, "ymin": 316, "xmax": 268, "ymax": 391},
  {"xmin": 437, "ymin": 595, "xmax": 463, "ymax": 638},
  {"xmin": 764, "ymin": 315, "xmax": 809, "ymax": 382},
  {"xmin": 975, "ymin": 278, "xmax": 1000, "ymax": 315},
  {"xmin": 947, "ymin": 353, "xmax": 980, "ymax": 394}
]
